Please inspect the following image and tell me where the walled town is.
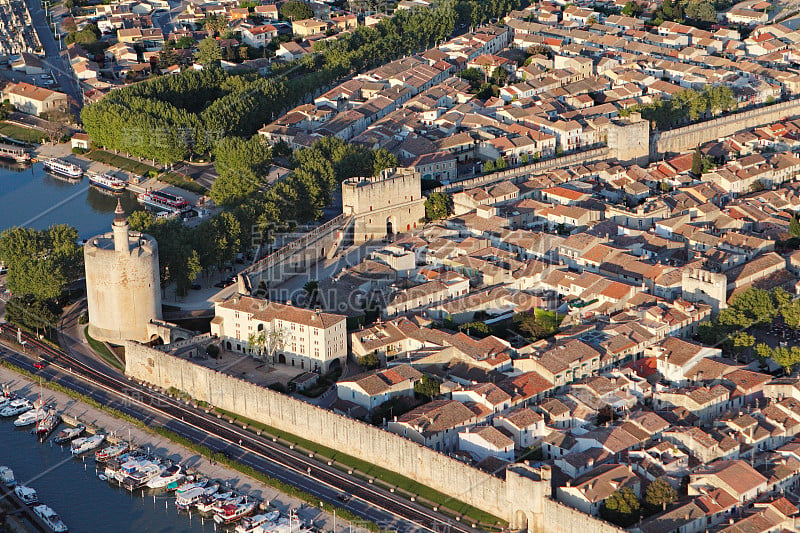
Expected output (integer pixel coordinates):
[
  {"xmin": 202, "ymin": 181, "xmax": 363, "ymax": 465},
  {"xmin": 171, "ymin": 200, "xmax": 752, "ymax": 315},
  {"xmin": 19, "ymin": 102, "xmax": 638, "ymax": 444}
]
[{"xmin": 5, "ymin": 0, "xmax": 800, "ymax": 531}]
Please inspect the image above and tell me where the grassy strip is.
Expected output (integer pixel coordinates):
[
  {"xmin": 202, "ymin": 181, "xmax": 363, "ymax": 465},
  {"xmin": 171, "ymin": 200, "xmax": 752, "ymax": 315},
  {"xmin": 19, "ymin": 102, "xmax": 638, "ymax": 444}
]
[
  {"xmin": 86, "ymin": 150, "xmax": 158, "ymax": 175},
  {"xmin": 0, "ymin": 122, "xmax": 45, "ymax": 144},
  {"xmin": 84, "ymin": 326, "xmax": 124, "ymax": 371},
  {"xmin": 0, "ymin": 354, "xmax": 379, "ymax": 531},
  {"xmin": 215, "ymin": 408, "xmax": 506, "ymax": 528},
  {"xmin": 159, "ymin": 172, "xmax": 206, "ymax": 195}
]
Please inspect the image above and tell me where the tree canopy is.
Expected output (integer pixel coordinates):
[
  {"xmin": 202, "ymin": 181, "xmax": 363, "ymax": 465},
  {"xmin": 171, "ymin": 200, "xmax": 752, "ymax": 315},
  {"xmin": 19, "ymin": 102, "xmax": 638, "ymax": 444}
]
[
  {"xmin": 601, "ymin": 487, "xmax": 640, "ymax": 527},
  {"xmin": 195, "ymin": 37, "xmax": 222, "ymax": 66},
  {"xmin": 211, "ymin": 136, "xmax": 273, "ymax": 206},
  {"xmin": 425, "ymin": 192, "xmax": 452, "ymax": 221},
  {"xmin": 644, "ymin": 480, "xmax": 677, "ymax": 511},
  {"xmin": 0, "ymin": 225, "xmax": 81, "ymax": 301},
  {"xmin": 280, "ymin": 0, "xmax": 313, "ymax": 20}
]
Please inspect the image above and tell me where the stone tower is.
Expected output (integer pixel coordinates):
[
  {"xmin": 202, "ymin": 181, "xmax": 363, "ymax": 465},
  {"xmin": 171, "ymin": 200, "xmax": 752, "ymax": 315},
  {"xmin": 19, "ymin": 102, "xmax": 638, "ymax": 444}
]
[
  {"xmin": 84, "ymin": 200, "xmax": 162, "ymax": 342},
  {"xmin": 342, "ymin": 167, "xmax": 426, "ymax": 242}
]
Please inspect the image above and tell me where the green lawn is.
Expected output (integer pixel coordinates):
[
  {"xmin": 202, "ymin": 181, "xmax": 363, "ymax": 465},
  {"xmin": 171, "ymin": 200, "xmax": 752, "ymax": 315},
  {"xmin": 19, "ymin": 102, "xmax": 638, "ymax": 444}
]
[
  {"xmin": 0, "ymin": 122, "xmax": 46, "ymax": 144},
  {"xmin": 215, "ymin": 408, "xmax": 506, "ymax": 527},
  {"xmin": 86, "ymin": 150, "xmax": 158, "ymax": 176},
  {"xmin": 159, "ymin": 172, "xmax": 206, "ymax": 194},
  {"xmin": 84, "ymin": 326, "xmax": 124, "ymax": 371}
]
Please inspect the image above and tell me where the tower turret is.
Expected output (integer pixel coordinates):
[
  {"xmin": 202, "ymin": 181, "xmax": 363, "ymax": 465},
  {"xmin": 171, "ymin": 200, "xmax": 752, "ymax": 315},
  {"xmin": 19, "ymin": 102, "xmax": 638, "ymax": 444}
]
[{"xmin": 112, "ymin": 198, "xmax": 130, "ymax": 253}]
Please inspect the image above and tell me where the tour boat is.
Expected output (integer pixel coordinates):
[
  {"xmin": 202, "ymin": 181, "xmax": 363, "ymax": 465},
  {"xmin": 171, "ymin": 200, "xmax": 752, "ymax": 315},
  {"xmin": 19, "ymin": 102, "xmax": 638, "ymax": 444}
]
[
  {"xmin": 33, "ymin": 504, "xmax": 68, "ymax": 532},
  {"xmin": 0, "ymin": 466, "xmax": 15, "ymax": 486},
  {"xmin": 88, "ymin": 172, "xmax": 126, "ymax": 193},
  {"xmin": 214, "ymin": 499, "xmax": 258, "ymax": 524},
  {"xmin": 0, "ymin": 143, "xmax": 30, "ymax": 163},
  {"xmin": 53, "ymin": 424, "xmax": 84, "ymax": 444},
  {"xmin": 14, "ymin": 485, "xmax": 38, "ymax": 505},
  {"xmin": 137, "ymin": 189, "xmax": 191, "ymax": 214},
  {"xmin": 70, "ymin": 433, "xmax": 105, "ymax": 455},
  {"xmin": 43, "ymin": 158, "xmax": 82, "ymax": 179},
  {"xmin": 95, "ymin": 442, "xmax": 129, "ymax": 463},
  {"xmin": 175, "ymin": 486, "xmax": 207, "ymax": 510},
  {"xmin": 14, "ymin": 407, "xmax": 46, "ymax": 427},
  {"xmin": 35, "ymin": 411, "xmax": 60, "ymax": 439},
  {"xmin": 146, "ymin": 464, "xmax": 183, "ymax": 489},
  {"xmin": 0, "ymin": 398, "xmax": 32, "ymax": 417},
  {"xmin": 235, "ymin": 511, "xmax": 280, "ymax": 533}
]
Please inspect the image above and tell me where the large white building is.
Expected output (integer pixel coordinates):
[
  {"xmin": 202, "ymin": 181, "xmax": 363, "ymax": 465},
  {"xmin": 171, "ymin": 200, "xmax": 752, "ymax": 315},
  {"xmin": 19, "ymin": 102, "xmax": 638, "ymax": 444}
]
[{"xmin": 211, "ymin": 295, "xmax": 347, "ymax": 372}]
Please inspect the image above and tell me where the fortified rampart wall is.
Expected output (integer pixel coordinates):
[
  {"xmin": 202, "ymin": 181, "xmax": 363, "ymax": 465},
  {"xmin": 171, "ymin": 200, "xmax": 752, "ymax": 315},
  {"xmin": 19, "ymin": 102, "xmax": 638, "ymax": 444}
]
[
  {"xmin": 125, "ymin": 343, "xmax": 625, "ymax": 532},
  {"xmin": 651, "ymin": 99, "xmax": 800, "ymax": 156}
]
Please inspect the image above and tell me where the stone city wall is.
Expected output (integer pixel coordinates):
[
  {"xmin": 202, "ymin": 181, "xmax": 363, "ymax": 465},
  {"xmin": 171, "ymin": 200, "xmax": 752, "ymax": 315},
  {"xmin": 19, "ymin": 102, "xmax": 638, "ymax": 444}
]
[
  {"xmin": 125, "ymin": 342, "xmax": 509, "ymax": 518},
  {"xmin": 651, "ymin": 99, "xmax": 800, "ymax": 156},
  {"xmin": 125, "ymin": 342, "xmax": 625, "ymax": 532},
  {"xmin": 433, "ymin": 147, "xmax": 611, "ymax": 194}
]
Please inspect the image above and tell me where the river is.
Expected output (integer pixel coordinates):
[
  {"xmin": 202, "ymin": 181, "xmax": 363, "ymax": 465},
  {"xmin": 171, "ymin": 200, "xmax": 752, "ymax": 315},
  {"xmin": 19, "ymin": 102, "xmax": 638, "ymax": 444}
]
[
  {"xmin": 0, "ymin": 416, "xmax": 217, "ymax": 533},
  {"xmin": 0, "ymin": 162, "xmax": 139, "ymax": 239}
]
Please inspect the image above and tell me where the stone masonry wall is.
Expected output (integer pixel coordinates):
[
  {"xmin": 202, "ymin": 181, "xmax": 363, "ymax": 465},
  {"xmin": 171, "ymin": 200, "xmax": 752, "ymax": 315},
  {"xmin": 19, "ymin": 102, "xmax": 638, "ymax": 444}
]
[
  {"xmin": 125, "ymin": 342, "xmax": 626, "ymax": 532},
  {"xmin": 125, "ymin": 342, "xmax": 509, "ymax": 518},
  {"xmin": 651, "ymin": 99, "xmax": 800, "ymax": 156}
]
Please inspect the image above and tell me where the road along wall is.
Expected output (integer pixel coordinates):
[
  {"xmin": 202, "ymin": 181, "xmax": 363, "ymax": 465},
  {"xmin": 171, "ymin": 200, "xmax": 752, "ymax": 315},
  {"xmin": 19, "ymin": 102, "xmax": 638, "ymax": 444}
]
[
  {"xmin": 651, "ymin": 99, "xmax": 800, "ymax": 156},
  {"xmin": 125, "ymin": 342, "xmax": 625, "ymax": 532}
]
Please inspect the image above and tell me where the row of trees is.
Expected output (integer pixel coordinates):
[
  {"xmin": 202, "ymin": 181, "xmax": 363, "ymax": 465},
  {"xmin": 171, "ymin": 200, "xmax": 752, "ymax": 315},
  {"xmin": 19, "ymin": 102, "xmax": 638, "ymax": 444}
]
[
  {"xmin": 620, "ymin": 86, "xmax": 737, "ymax": 130},
  {"xmin": 81, "ymin": 68, "xmax": 289, "ymax": 164}
]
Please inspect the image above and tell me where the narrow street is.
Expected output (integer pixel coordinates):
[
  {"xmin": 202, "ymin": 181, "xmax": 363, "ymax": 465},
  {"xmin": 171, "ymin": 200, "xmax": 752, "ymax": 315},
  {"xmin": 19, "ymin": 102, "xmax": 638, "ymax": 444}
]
[{"xmin": 23, "ymin": 0, "xmax": 82, "ymax": 107}]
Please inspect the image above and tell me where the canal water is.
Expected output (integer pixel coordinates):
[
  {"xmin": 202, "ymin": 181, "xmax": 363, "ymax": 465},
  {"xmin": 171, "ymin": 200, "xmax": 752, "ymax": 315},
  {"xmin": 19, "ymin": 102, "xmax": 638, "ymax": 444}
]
[
  {"xmin": 0, "ymin": 417, "xmax": 216, "ymax": 533},
  {"xmin": 0, "ymin": 162, "xmax": 139, "ymax": 239}
]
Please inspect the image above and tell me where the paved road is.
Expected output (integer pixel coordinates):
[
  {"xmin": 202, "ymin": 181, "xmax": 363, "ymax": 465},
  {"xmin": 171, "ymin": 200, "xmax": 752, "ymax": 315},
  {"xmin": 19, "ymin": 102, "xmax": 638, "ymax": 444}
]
[
  {"xmin": 23, "ymin": 0, "xmax": 82, "ymax": 107},
  {"xmin": 1, "ymin": 329, "xmax": 485, "ymax": 533}
]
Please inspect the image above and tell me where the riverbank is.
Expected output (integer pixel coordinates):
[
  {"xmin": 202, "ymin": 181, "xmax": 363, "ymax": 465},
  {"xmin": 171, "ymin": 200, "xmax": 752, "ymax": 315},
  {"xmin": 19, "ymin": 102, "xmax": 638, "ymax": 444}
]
[{"xmin": 0, "ymin": 363, "xmax": 356, "ymax": 533}]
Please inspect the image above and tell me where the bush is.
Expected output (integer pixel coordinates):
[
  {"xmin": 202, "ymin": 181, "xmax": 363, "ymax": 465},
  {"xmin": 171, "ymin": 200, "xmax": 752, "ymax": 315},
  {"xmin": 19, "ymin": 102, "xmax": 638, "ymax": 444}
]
[
  {"xmin": 72, "ymin": 147, "xmax": 87, "ymax": 155},
  {"xmin": 206, "ymin": 344, "xmax": 220, "ymax": 358},
  {"xmin": 77, "ymin": 311, "xmax": 88, "ymax": 324}
]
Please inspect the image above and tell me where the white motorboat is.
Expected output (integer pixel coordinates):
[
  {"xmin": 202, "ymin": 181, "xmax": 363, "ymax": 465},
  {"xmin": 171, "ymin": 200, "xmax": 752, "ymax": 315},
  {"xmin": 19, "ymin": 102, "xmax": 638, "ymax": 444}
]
[
  {"xmin": 208, "ymin": 493, "xmax": 242, "ymax": 514},
  {"xmin": 14, "ymin": 407, "xmax": 46, "ymax": 427},
  {"xmin": 70, "ymin": 433, "xmax": 105, "ymax": 455},
  {"xmin": 236, "ymin": 511, "xmax": 280, "ymax": 533},
  {"xmin": 146, "ymin": 464, "xmax": 183, "ymax": 489},
  {"xmin": 53, "ymin": 424, "xmax": 84, "ymax": 444},
  {"xmin": 0, "ymin": 398, "xmax": 32, "ymax": 417},
  {"xmin": 14, "ymin": 485, "xmax": 38, "ymax": 505},
  {"xmin": 95, "ymin": 442, "xmax": 129, "ymax": 463},
  {"xmin": 0, "ymin": 466, "xmax": 15, "ymax": 486},
  {"xmin": 214, "ymin": 499, "xmax": 258, "ymax": 524},
  {"xmin": 33, "ymin": 504, "xmax": 68, "ymax": 532},
  {"xmin": 202, "ymin": 482, "xmax": 219, "ymax": 497},
  {"xmin": 261, "ymin": 515, "xmax": 301, "ymax": 533},
  {"xmin": 122, "ymin": 461, "xmax": 163, "ymax": 491},
  {"xmin": 175, "ymin": 486, "xmax": 207, "ymax": 510}
]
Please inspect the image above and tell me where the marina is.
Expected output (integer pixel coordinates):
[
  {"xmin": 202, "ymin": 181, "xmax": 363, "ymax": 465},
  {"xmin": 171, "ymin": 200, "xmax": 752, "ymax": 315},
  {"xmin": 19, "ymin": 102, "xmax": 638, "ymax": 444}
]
[{"xmin": 0, "ymin": 375, "xmax": 337, "ymax": 533}]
